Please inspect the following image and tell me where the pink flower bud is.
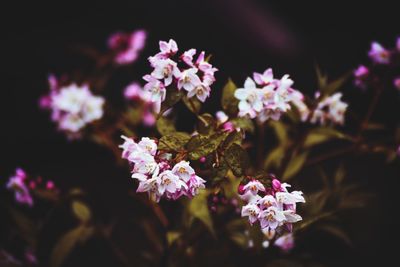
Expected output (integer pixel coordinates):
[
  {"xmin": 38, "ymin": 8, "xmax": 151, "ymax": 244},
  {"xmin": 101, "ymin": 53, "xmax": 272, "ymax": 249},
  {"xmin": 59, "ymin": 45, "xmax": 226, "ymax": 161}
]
[
  {"xmin": 272, "ymin": 179, "xmax": 281, "ymax": 191},
  {"xmin": 238, "ymin": 184, "xmax": 245, "ymax": 195},
  {"xmin": 46, "ymin": 181, "xmax": 55, "ymax": 190},
  {"xmin": 29, "ymin": 181, "xmax": 36, "ymax": 189},
  {"xmin": 223, "ymin": 122, "xmax": 235, "ymax": 132},
  {"xmin": 199, "ymin": 156, "xmax": 206, "ymax": 163},
  {"xmin": 394, "ymin": 77, "xmax": 400, "ymax": 91}
]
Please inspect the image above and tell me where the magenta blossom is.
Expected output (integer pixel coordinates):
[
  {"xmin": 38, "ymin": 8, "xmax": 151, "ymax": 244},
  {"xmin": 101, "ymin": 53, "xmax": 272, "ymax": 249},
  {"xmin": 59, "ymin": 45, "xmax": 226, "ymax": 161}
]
[
  {"xmin": 6, "ymin": 168, "xmax": 33, "ymax": 207},
  {"xmin": 394, "ymin": 77, "xmax": 400, "ymax": 91},
  {"xmin": 368, "ymin": 42, "xmax": 390, "ymax": 64},
  {"xmin": 274, "ymin": 234, "xmax": 295, "ymax": 252},
  {"xmin": 108, "ymin": 29, "xmax": 147, "ymax": 65}
]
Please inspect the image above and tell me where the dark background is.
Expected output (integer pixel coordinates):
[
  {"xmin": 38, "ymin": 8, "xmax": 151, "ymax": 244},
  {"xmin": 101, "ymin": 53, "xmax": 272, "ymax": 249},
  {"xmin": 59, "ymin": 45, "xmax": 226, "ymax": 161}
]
[{"xmin": 1, "ymin": 1, "xmax": 399, "ymax": 266}]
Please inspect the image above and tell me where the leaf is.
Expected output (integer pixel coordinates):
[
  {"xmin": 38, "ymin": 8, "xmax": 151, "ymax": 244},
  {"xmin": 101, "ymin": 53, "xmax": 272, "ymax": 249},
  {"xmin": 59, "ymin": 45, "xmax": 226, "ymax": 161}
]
[
  {"xmin": 50, "ymin": 225, "xmax": 94, "ymax": 267},
  {"xmin": 166, "ymin": 231, "xmax": 181, "ymax": 246},
  {"xmin": 323, "ymin": 73, "xmax": 350, "ymax": 95},
  {"xmin": 7, "ymin": 207, "xmax": 36, "ymax": 246},
  {"xmin": 221, "ymin": 78, "xmax": 239, "ymax": 116},
  {"xmin": 196, "ymin": 113, "xmax": 216, "ymax": 135},
  {"xmin": 315, "ymin": 64, "xmax": 328, "ymax": 89},
  {"xmin": 304, "ymin": 127, "xmax": 352, "ymax": 148},
  {"xmin": 158, "ymin": 88, "xmax": 183, "ymax": 116},
  {"xmin": 282, "ymin": 151, "xmax": 309, "ymax": 181},
  {"xmin": 182, "ymin": 95, "xmax": 202, "ymax": 114},
  {"xmin": 221, "ymin": 131, "xmax": 243, "ymax": 149},
  {"xmin": 72, "ymin": 201, "xmax": 91, "ymax": 223},
  {"xmin": 224, "ymin": 143, "xmax": 250, "ymax": 177},
  {"xmin": 156, "ymin": 117, "xmax": 176, "ymax": 136},
  {"xmin": 210, "ymin": 158, "xmax": 229, "ymax": 186},
  {"xmin": 263, "ymin": 146, "xmax": 286, "ymax": 169},
  {"xmin": 158, "ymin": 132, "xmax": 191, "ymax": 152},
  {"xmin": 319, "ymin": 225, "xmax": 352, "ymax": 246},
  {"xmin": 230, "ymin": 117, "xmax": 254, "ymax": 133},
  {"xmin": 188, "ymin": 190, "xmax": 214, "ymax": 235},
  {"xmin": 269, "ymin": 121, "xmax": 288, "ymax": 144},
  {"xmin": 186, "ymin": 132, "xmax": 229, "ymax": 160}
]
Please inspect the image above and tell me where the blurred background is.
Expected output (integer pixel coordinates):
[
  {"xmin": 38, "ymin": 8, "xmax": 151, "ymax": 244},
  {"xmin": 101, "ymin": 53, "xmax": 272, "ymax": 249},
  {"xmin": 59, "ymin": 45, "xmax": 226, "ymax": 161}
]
[{"xmin": 1, "ymin": 0, "xmax": 399, "ymax": 266}]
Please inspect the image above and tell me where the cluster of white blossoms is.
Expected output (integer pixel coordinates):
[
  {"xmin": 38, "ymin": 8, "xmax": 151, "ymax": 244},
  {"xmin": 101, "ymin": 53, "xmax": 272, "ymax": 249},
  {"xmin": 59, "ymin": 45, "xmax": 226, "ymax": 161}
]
[
  {"xmin": 239, "ymin": 178, "xmax": 305, "ymax": 244},
  {"xmin": 310, "ymin": 92, "xmax": 348, "ymax": 125},
  {"xmin": 143, "ymin": 39, "xmax": 218, "ymax": 112},
  {"xmin": 120, "ymin": 136, "xmax": 206, "ymax": 202},
  {"xmin": 234, "ymin": 68, "xmax": 309, "ymax": 123},
  {"xmin": 40, "ymin": 76, "xmax": 105, "ymax": 134}
]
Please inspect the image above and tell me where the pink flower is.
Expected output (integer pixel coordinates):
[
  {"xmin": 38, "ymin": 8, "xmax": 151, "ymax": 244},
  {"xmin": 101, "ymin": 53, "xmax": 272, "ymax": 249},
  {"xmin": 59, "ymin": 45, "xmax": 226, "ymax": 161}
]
[
  {"xmin": 172, "ymin": 161, "xmax": 195, "ymax": 182},
  {"xmin": 394, "ymin": 77, "xmax": 400, "ymax": 91},
  {"xmin": 150, "ymin": 58, "xmax": 181, "ymax": 86},
  {"xmin": 354, "ymin": 65, "xmax": 369, "ymax": 88},
  {"xmin": 397, "ymin": 37, "xmax": 400, "ymax": 51},
  {"xmin": 253, "ymin": 68, "xmax": 274, "ymax": 86},
  {"xmin": 182, "ymin": 49, "xmax": 197, "ymax": 66},
  {"xmin": 185, "ymin": 175, "xmax": 206, "ymax": 197},
  {"xmin": 124, "ymin": 82, "xmax": 142, "ymax": 100},
  {"xmin": 368, "ymin": 42, "xmax": 390, "ymax": 64},
  {"xmin": 187, "ymin": 83, "xmax": 211, "ymax": 102},
  {"xmin": 274, "ymin": 234, "xmax": 294, "ymax": 252},
  {"xmin": 241, "ymin": 203, "xmax": 261, "ymax": 224},
  {"xmin": 258, "ymin": 206, "xmax": 286, "ymax": 230},
  {"xmin": 158, "ymin": 39, "xmax": 178, "ymax": 58},
  {"xmin": 177, "ymin": 68, "xmax": 202, "ymax": 92},
  {"xmin": 156, "ymin": 170, "xmax": 186, "ymax": 195},
  {"xmin": 243, "ymin": 180, "xmax": 266, "ymax": 195},
  {"xmin": 108, "ymin": 30, "xmax": 147, "ymax": 65},
  {"xmin": 143, "ymin": 75, "xmax": 166, "ymax": 113},
  {"xmin": 216, "ymin": 111, "xmax": 229, "ymax": 124},
  {"xmin": 6, "ymin": 168, "xmax": 33, "ymax": 207}
]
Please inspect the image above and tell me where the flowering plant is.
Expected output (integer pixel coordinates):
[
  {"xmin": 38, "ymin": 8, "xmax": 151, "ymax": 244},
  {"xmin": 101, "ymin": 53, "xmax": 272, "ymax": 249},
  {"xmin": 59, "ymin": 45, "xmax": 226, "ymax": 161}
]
[{"xmin": 2, "ymin": 30, "xmax": 399, "ymax": 267}]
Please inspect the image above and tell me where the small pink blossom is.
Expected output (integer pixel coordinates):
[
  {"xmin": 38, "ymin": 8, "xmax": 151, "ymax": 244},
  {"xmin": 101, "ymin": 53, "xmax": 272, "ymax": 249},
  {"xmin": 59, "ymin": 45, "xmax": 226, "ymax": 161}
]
[
  {"xmin": 243, "ymin": 180, "xmax": 266, "ymax": 195},
  {"xmin": 397, "ymin": 37, "xmax": 400, "ymax": 51},
  {"xmin": 394, "ymin": 77, "xmax": 400, "ymax": 91},
  {"xmin": 241, "ymin": 203, "xmax": 261, "ymax": 224},
  {"xmin": 253, "ymin": 68, "xmax": 274, "ymax": 86},
  {"xmin": 108, "ymin": 30, "xmax": 147, "ymax": 65},
  {"xmin": 274, "ymin": 234, "xmax": 295, "ymax": 252},
  {"xmin": 6, "ymin": 168, "xmax": 33, "ymax": 207},
  {"xmin": 124, "ymin": 82, "xmax": 142, "ymax": 100},
  {"xmin": 368, "ymin": 42, "xmax": 390, "ymax": 64},
  {"xmin": 354, "ymin": 65, "xmax": 369, "ymax": 88}
]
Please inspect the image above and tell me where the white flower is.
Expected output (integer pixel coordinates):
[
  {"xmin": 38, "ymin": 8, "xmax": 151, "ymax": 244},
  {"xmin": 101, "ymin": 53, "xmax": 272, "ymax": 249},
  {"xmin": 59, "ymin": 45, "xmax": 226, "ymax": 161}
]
[
  {"xmin": 143, "ymin": 75, "xmax": 166, "ymax": 113},
  {"xmin": 311, "ymin": 92, "xmax": 348, "ymax": 125},
  {"xmin": 158, "ymin": 39, "xmax": 178, "ymax": 56},
  {"xmin": 81, "ymin": 95, "xmax": 104, "ymax": 122},
  {"xmin": 187, "ymin": 83, "xmax": 211, "ymax": 102},
  {"xmin": 59, "ymin": 114, "xmax": 86, "ymax": 132},
  {"xmin": 150, "ymin": 58, "xmax": 180, "ymax": 86},
  {"xmin": 234, "ymin": 78, "xmax": 263, "ymax": 118},
  {"xmin": 172, "ymin": 161, "xmax": 195, "ymax": 182},
  {"xmin": 186, "ymin": 175, "xmax": 206, "ymax": 197},
  {"xmin": 241, "ymin": 203, "xmax": 261, "ymax": 224},
  {"xmin": 257, "ymin": 195, "xmax": 278, "ymax": 210},
  {"xmin": 258, "ymin": 206, "xmax": 286, "ymax": 230},
  {"xmin": 138, "ymin": 137, "xmax": 158, "ymax": 156},
  {"xmin": 182, "ymin": 48, "xmax": 197, "ymax": 66},
  {"xmin": 243, "ymin": 180, "xmax": 266, "ymax": 195},
  {"xmin": 131, "ymin": 153, "xmax": 159, "ymax": 176},
  {"xmin": 368, "ymin": 42, "xmax": 390, "ymax": 64},
  {"xmin": 177, "ymin": 68, "xmax": 202, "ymax": 92},
  {"xmin": 275, "ymin": 191, "xmax": 305, "ymax": 206},
  {"xmin": 52, "ymin": 84, "xmax": 90, "ymax": 114},
  {"xmin": 156, "ymin": 170, "xmax": 186, "ymax": 195}
]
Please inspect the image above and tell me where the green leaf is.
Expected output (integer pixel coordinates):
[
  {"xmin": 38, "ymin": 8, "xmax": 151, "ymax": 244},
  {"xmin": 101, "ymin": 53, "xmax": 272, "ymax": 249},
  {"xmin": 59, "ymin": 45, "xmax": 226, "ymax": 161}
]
[
  {"xmin": 269, "ymin": 121, "xmax": 288, "ymax": 144},
  {"xmin": 72, "ymin": 201, "xmax": 91, "ymax": 223},
  {"xmin": 182, "ymin": 95, "xmax": 202, "ymax": 114},
  {"xmin": 166, "ymin": 231, "xmax": 181, "ymax": 246},
  {"xmin": 158, "ymin": 88, "xmax": 183, "ymax": 116},
  {"xmin": 304, "ymin": 127, "xmax": 352, "ymax": 148},
  {"xmin": 221, "ymin": 79, "xmax": 239, "ymax": 116},
  {"xmin": 263, "ymin": 146, "xmax": 286, "ymax": 169},
  {"xmin": 282, "ymin": 151, "xmax": 309, "ymax": 181},
  {"xmin": 221, "ymin": 131, "xmax": 243, "ymax": 149},
  {"xmin": 323, "ymin": 73, "xmax": 350, "ymax": 95},
  {"xmin": 188, "ymin": 190, "xmax": 214, "ymax": 235},
  {"xmin": 224, "ymin": 143, "xmax": 250, "ymax": 177},
  {"xmin": 210, "ymin": 157, "xmax": 229, "ymax": 186},
  {"xmin": 230, "ymin": 117, "xmax": 255, "ymax": 133},
  {"xmin": 186, "ymin": 132, "xmax": 229, "ymax": 160},
  {"xmin": 158, "ymin": 132, "xmax": 191, "ymax": 152},
  {"xmin": 156, "ymin": 117, "xmax": 176, "ymax": 136},
  {"xmin": 196, "ymin": 113, "xmax": 216, "ymax": 135},
  {"xmin": 50, "ymin": 225, "xmax": 94, "ymax": 267}
]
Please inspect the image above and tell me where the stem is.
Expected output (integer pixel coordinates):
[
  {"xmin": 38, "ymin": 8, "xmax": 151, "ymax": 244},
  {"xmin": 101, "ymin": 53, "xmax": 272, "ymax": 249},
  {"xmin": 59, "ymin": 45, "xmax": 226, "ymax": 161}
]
[
  {"xmin": 256, "ymin": 122, "xmax": 265, "ymax": 168},
  {"xmin": 305, "ymin": 145, "xmax": 355, "ymax": 166}
]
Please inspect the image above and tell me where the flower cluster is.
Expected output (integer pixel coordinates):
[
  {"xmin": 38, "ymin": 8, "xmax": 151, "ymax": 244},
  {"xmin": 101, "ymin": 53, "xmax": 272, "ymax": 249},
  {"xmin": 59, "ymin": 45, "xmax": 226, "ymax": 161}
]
[
  {"xmin": 143, "ymin": 39, "xmax": 218, "ymax": 112},
  {"xmin": 234, "ymin": 68, "xmax": 308, "ymax": 123},
  {"xmin": 124, "ymin": 82, "xmax": 157, "ymax": 126},
  {"xmin": 354, "ymin": 37, "xmax": 400, "ymax": 90},
  {"xmin": 108, "ymin": 29, "xmax": 147, "ymax": 65},
  {"xmin": 40, "ymin": 75, "xmax": 105, "ymax": 135},
  {"xmin": 310, "ymin": 92, "xmax": 348, "ymax": 125},
  {"xmin": 239, "ymin": 178, "xmax": 305, "ymax": 243},
  {"xmin": 120, "ymin": 135, "xmax": 206, "ymax": 202},
  {"xmin": 6, "ymin": 168, "xmax": 57, "ymax": 207}
]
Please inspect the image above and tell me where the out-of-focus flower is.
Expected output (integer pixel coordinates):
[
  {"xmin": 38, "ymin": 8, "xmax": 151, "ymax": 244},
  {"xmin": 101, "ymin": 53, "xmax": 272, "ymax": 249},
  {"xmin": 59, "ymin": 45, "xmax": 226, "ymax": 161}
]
[
  {"xmin": 310, "ymin": 92, "xmax": 348, "ymax": 125},
  {"xmin": 354, "ymin": 65, "xmax": 369, "ymax": 89},
  {"xmin": 108, "ymin": 29, "xmax": 147, "ymax": 65},
  {"xmin": 120, "ymin": 136, "xmax": 205, "ymax": 202},
  {"xmin": 143, "ymin": 75, "xmax": 166, "ymax": 113},
  {"xmin": 40, "ymin": 78, "xmax": 105, "ymax": 135},
  {"xmin": 393, "ymin": 77, "xmax": 400, "ymax": 91},
  {"xmin": 397, "ymin": 37, "xmax": 400, "ymax": 51},
  {"xmin": 235, "ymin": 69, "xmax": 308, "ymax": 123},
  {"xmin": 274, "ymin": 233, "xmax": 295, "ymax": 252},
  {"xmin": 368, "ymin": 42, "xmax": 390, "ymax": 64},
  {"xmin": 239, "ymin": 178, "xmax": 305, "ymax": 246},
  {"xmin": 6, "ymin": 168, "xmax": 33, "ymax": 207},
  {"xmin": 216, "ymin": 111, "xmax": 229, "ymax": 124},
  {"xmin": 144, "ymin": 39, "xmax": 217, "ymax": 110}
]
